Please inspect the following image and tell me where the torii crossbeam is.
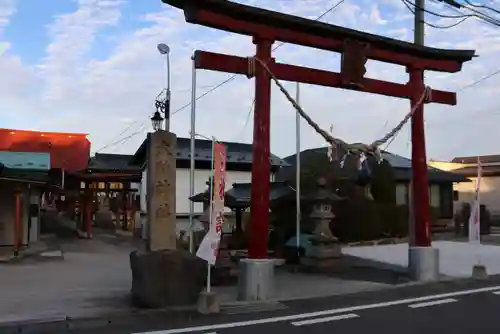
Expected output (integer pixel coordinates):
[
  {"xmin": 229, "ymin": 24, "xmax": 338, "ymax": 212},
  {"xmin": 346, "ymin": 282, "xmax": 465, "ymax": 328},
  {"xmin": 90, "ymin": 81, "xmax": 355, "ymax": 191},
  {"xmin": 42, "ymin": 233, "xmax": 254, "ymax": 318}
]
[{"xmin": 163, "ymin": 0, "xmax": 475, "ymax": 271}]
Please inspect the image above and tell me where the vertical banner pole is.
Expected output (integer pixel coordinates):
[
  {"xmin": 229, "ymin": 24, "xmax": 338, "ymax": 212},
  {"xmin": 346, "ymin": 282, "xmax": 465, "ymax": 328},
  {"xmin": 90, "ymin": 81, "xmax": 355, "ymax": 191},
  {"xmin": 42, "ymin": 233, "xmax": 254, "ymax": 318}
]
[
  {"xmin": 206, "ymin": 138, "xmax": 215, "ymax": 293},
  {"xmin": 295, "ymin": 82, "xmax": 301, "ymax": 258},
  {"xmin": 189, "ymin": 55, "xmax": 197, "ymax": 253}
]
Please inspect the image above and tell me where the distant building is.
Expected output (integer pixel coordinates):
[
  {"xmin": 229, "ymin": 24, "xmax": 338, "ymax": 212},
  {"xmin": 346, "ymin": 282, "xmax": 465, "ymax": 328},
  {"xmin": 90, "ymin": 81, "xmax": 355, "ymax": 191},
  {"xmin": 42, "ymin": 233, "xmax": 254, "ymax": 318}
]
[
  {"xmin": 430, "ymin": 154, "xmax": 500, "ymax": 215},
  {"xmin": 0, "ymin": 128, "xmax": 91, "ymax": 173},
  {"xmin": 129, "ymin": 136, "xmax": 289, "ymax": 216},
  {"xmin": 0, "ymin": 152, "xmax": 53, "ymax": 249}
]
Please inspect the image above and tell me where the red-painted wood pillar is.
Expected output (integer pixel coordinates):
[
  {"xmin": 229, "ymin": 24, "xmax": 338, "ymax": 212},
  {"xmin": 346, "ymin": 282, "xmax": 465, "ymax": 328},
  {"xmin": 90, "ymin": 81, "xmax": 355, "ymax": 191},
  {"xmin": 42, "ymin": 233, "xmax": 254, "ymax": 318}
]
[
  {"xmin": 85, "ymin": 190, "xmax": 93, "ymax": 238},
  {"xmin": 409, "ymin": 67, "xmax": 431, "ymax": 247},
  {"xmin": 122, "ymin": 192, "xmax": 128, "ymax": 231},
  {"xmin": 14, "ymin": 188, "xmax": 22, "ymax": 256},
  {"xmin": 248, "ymin": 37, "xmax": 274, "ymax": 259}
]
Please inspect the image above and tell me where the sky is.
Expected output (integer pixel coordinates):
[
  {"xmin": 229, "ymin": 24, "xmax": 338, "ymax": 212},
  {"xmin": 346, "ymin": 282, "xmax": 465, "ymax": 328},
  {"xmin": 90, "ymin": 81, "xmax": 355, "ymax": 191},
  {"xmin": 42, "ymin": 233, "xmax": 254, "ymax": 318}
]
[{"xmin": 1, "ymin": 0, "xmax": 500, "ymax": 161}]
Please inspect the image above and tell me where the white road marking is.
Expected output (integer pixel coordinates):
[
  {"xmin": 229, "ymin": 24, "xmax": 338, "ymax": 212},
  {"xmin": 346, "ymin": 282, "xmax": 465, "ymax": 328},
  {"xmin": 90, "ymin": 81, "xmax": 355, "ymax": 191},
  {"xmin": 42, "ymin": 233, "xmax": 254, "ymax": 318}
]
[
  {"xmin": 492, "ymin": 291, "xmax": 500, "ymax": 295},
  {"xmin": 132, "ymin": 285, "xmax": 500, "ymax": 334},
  {"xmin": 291, "ymin": 313, "xmax": 359, "ymax": 326},
  {"xmin": 408, "ymin": 298, "xmax": 458, "ymax": 308}
]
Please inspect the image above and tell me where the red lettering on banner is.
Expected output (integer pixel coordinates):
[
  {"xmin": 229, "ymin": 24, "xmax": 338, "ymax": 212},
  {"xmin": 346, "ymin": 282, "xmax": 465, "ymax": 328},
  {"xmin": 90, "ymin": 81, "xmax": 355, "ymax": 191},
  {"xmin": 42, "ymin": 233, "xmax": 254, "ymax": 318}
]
[{"xmin": 215, "ymin": 213, "xmax": 223, "ymax": 234}]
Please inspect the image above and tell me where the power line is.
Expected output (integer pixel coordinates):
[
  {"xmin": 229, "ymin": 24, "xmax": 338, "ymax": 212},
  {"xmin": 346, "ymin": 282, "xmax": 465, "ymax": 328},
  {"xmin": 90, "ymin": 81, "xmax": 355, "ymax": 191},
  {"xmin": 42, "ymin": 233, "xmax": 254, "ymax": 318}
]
[
  {"xmin": 102, "ymin": 0, "xmax": 349, "ymax": 150},
  {"xmin": 401, "ymin": 0, "xmax": 500, "ymax": 28},
  {"xmin": 464, "ymin": 0, "xmax": 500, "ymax": 15},
  {"xmin": 406, "ymin": 0, "xmax": 474, "ymax": 17},
  {"xmin": 171, "ymin": 0, "xmax": 348, "ymax": 118},
  {"xmin": 229, "ymin": 0, "xmax": 348, "ymax": 142},
  {"xmin": 457, "ymin": 68, "xmax": 500, "ymax": 91},
  {"xmin": 94, "ymin": 127, "xmax": 147, "ymax": 154},
  {"xmin": 384, "ymin": 66, "xmax": 500, "ymax": 150},
  {"xmin": 433, "ymin": 0, "xmax": 500, "ymax": 27}
]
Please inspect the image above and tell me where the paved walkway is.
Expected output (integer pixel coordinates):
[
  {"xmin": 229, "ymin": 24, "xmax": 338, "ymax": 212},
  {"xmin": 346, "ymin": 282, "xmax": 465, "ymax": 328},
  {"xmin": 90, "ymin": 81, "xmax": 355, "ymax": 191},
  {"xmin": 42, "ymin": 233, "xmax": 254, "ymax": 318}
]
[
  {"xmin": 0, "ymin": 235, "xmax": 134, "ymax": 323},
  {"xmin": 0, "ymin": 232, "xmax": 404, "ymax": 326}
]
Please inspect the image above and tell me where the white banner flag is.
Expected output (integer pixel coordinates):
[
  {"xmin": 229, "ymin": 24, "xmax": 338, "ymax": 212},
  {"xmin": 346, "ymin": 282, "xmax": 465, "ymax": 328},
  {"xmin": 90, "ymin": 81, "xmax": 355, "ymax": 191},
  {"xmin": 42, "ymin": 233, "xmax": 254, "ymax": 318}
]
[
  {"xmin": 468, "ymin": 157, "xmax": 482, "ymax": 244},
  {"xmin": 196, "ymin": 143, "xmax": 226, "ymax": 265}
]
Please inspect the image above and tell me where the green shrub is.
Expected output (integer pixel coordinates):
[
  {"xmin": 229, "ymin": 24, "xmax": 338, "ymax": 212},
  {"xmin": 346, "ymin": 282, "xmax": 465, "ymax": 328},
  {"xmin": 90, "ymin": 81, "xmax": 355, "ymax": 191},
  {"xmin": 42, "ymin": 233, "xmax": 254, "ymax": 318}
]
[
  {"xmin": 370, "ymin": 159, "xmax": 396, "ymax": 205},
  {"xmin": 332, "ymin": 198, "xmax": 382, "ymax": 242}
]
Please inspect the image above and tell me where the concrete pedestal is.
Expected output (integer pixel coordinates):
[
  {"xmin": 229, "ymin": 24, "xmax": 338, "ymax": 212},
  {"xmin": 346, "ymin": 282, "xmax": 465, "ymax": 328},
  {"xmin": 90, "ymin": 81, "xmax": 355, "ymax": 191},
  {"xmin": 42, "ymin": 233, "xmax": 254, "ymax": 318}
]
[
  {"xmin": 197, "ymin": 291, "xmax": 220, "ymax": 314},
  {"xmin": 472, "ymin": 264, "xmax": 488, "ymax": 279},
  {"xmin": 237, "ymin": 259, "xmax": 275, "ymax": 301},
  {"xmin": 408, "ymin": 246, "xmax": 440, "ymax": 282},
  {"xmin": 300, "ymin": 244, "xmax": 342, "ymax": 272}
]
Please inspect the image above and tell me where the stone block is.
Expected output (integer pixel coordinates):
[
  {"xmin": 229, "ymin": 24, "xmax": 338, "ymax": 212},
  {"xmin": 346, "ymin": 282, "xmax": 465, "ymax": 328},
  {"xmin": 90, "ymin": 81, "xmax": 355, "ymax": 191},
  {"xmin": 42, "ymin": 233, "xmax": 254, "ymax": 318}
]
[
  {"xmin": 147, "ymin": 131, "xmax": 177, "ymax": 251},
  {"xmin": 130, "ymin": 249, "xmax": 207, "ymax": 308},
  {"xmin": 300, "ymin": 256, "xmax": 342, "ymax": 272},
  {"xmin": 472, "ymin": 264, "xmax": 488, "ymax": 279},
  {"xmin": 197, "ymin": 291, "xmax": 220, "ymax": 314},
  {"xmin": 307, "ymin": 245, "xmax": 341, "ymax": 259}
]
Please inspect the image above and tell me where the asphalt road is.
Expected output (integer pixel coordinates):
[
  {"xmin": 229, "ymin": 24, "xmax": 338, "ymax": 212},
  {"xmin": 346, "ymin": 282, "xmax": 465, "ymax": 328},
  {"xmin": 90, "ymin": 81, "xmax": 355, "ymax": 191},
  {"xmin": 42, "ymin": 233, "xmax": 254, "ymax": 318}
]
[{"xmin": 6, "ymin": 277, "xmax": 500, "ymax": 334}]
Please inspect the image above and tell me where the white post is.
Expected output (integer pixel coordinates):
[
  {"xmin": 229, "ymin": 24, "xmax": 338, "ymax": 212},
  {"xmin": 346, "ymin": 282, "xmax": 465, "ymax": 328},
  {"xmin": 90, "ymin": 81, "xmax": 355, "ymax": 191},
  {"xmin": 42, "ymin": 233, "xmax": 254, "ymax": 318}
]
[
  {"xmin": 477, "ymin": 156, "xmax": 481, "ymax": 235},
  {"xmin": 295, "ymin": 82, "xmax": 301, "ymax": 256},
  {"xmin": 206, "ymin": 138, "xmax": 216, "ymax": 293},
  {"xmin": 189, "ymin": 55, "xmax": 197, "ymax": 253}
]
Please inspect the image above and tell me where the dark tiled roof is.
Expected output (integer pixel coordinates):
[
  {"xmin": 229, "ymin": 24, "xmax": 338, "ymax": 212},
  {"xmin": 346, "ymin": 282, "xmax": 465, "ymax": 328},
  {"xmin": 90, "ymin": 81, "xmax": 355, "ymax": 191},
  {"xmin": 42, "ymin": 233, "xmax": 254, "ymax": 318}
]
[
  {"xmin": 452, "ymin": 155, "xmax": 500, "ymax": 164},
  {"xmin": 189, "ymin": 182, "xmax": 295, "ymax": 208},
  {"xmin": 130, "ymin": 135, "xmax": 289, "ymax": 167},
  {"xmin": 281, "ymin": 147, "xmax": 469, "ymax": 183},
  {"xmin": 226, "ymin": 181, "xmax": 295, "ymax": 206},
  {"xmin": 87, "ymin": 153, "xmax": 141, "ymax": 172}
]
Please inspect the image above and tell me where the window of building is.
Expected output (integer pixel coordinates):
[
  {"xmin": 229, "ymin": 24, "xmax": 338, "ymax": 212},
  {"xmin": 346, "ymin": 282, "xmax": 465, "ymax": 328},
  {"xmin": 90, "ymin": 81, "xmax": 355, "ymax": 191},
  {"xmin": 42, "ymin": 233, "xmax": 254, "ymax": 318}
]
[
  {"xmin": 110, "ymin": 182, "xmax": 123, "ymax": 189},
  {"xmin": 429, "ymin": 184, "xmax": 440, "ymax": 209},
  {"xmin": 396, "ymin": 183, "xmax": 409, "ymax": 205}
]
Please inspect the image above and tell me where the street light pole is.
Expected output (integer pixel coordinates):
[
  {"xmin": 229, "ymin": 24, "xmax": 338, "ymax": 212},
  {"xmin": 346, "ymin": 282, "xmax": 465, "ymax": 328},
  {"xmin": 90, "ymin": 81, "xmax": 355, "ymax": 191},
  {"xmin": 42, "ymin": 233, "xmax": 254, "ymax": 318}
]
[{"xmin": 157, "ymin": 43, "xmax": 171, "ymax": 131}]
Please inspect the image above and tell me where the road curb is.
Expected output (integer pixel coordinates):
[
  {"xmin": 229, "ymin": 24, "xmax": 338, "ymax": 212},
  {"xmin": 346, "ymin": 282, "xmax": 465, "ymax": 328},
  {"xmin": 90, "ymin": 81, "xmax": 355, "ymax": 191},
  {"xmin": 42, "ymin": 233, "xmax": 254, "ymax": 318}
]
[{"xmin": 3, "ymin": 275, "xmax": 500, "ymax": 333}]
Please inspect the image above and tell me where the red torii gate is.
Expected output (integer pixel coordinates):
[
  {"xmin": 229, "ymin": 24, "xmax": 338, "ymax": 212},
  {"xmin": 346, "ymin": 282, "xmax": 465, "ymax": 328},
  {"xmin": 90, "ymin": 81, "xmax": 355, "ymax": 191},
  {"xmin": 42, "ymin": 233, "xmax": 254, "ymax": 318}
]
[{"xmin": 163, "ymin": 0, "xmax": 475, "ymax": 260}]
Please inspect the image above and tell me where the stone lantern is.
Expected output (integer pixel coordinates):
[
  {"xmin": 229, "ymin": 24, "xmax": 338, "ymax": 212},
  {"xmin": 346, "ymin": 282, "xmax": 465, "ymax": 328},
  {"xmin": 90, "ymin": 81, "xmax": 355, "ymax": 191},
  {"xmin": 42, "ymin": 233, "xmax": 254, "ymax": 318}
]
[
  {"xmin": 197, "ymin": 177, "xmax": 213, "ymax": 232},
  {"xmin": 300, "ymin": 177, "xmax": 345, "ymax": 271}
]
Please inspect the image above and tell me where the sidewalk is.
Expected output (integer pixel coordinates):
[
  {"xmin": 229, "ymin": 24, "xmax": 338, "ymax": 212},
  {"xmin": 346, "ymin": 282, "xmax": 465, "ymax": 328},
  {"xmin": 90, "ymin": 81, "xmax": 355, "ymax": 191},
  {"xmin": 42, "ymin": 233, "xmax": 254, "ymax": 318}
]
[
  {"xmin": 0, "ymin": 235, "xmax": 133, "ymax": 325},
  {"xmin": 0, "ymin": 234, "xmax": 63, "ymax": 263},
  {"xmin": 0, "ymin": 231, "xmax": 423, "ymax": 330}
]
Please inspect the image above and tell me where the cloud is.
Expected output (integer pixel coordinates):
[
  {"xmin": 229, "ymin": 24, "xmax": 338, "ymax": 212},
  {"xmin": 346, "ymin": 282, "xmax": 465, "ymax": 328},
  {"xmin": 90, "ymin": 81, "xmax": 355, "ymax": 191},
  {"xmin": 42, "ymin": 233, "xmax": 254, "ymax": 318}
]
[
  {"xmin": 3, "ymin": 0, "xmax": 500, "ymax": 161},
  {"xmin": 0, "ymin": 0, "xmax": 15, "ymax": 53},
  {"xmin": 37, "ymin": 0, "xmax": 123, "ymax": 104}
]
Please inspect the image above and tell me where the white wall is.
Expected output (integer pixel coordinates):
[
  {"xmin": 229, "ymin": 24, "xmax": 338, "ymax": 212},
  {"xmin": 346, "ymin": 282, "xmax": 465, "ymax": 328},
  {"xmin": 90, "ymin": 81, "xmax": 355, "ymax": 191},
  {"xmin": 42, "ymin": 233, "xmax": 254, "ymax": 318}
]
[
  {"xmin": 140, "ymin": 167, "xmax": 275, "ymax": 215},
  {"xmin": 428, "ymin": 160, "xmax": 500, "ymax": 214},
  {"xmin": 454, "ymin": 176, "xmax": 500, "ymax": 214}
]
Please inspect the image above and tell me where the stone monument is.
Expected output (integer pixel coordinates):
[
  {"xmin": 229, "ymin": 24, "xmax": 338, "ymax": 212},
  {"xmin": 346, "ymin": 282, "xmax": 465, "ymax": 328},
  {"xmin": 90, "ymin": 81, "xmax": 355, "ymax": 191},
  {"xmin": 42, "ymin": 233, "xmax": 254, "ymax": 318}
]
[
  {"xmin": 300, "ymin": 177, "xmax": 343, "ymax": 272},
  {"xmin": 130, "ymin": 130, "xmax": 206, "ymax": 308}
]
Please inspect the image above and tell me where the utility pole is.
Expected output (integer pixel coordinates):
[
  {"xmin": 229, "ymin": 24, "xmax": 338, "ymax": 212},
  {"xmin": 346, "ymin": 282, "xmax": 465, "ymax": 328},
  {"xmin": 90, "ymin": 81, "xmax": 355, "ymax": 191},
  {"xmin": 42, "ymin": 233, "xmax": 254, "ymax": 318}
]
[
  {"xmin": 408, "ymin": 0, "xmax": 439, "ymax": 282},
  {"xmin": 414, "ymin": 0, "xmax": 425, "ymax": 46}
]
